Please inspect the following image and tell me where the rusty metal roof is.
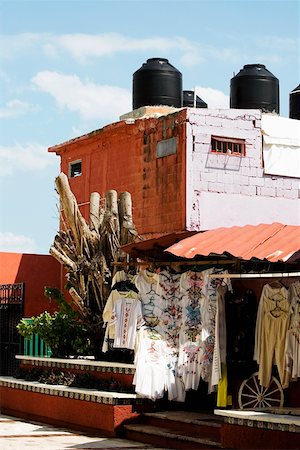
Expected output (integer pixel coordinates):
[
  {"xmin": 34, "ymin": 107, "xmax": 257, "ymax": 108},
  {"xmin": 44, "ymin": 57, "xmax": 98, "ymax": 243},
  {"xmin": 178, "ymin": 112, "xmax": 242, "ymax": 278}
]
[{"xmin": 165, "ymin": 223, "xmax": 300, "ymax": 263}]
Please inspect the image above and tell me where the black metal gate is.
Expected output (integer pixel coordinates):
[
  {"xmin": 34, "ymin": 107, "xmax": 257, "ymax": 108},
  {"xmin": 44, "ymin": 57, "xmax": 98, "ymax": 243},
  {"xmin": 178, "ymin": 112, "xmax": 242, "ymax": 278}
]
[{"xmin": 0, "ymin": 283, "xmax": 24, "ymax": 376}]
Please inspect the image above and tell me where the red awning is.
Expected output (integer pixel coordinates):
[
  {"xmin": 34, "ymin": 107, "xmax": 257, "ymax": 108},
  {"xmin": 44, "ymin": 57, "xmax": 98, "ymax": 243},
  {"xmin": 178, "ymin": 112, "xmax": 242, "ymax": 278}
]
[{"xmin": 165, "ymin": 223, "xmax": 300, "ymax": 263}]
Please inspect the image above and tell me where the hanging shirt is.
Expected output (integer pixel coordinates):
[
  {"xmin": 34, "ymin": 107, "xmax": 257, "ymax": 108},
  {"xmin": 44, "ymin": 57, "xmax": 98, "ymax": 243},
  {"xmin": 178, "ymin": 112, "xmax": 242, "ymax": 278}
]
[
  {"xmin": 134, "ymin": 270, "xmax": 163, "ymax": 333},
  {"xmin": 102, "ymin": 290, "xmax": 143, "ymax": 352}
]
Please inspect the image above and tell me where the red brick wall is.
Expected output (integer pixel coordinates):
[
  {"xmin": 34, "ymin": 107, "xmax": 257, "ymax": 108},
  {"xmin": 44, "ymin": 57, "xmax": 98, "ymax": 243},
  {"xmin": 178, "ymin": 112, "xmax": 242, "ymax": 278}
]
[{"xmin": 53, "ymin": 109, "xmax": 187, "ymax": 237}]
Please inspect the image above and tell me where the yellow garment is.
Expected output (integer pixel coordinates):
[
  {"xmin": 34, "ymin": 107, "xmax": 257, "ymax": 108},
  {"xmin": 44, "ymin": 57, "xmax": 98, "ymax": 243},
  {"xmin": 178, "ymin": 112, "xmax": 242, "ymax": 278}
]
[
  {"xmin": 217, "ymin": 364, "xmax": 232, "ymax": 407},
  {"xmin": 254, "ymin": 284, "xmax": 289, "ymax": 387}
]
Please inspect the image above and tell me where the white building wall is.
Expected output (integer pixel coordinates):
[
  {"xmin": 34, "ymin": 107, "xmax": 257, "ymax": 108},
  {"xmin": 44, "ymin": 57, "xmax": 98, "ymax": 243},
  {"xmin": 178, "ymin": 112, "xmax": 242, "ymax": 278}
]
[{"xmin": 185, "ymin": 108, "xmax": 300, "ymax": 230}]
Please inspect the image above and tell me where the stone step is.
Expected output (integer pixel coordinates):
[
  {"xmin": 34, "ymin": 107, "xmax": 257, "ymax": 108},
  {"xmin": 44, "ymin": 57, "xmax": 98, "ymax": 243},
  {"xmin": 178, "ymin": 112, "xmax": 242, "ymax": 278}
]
[
  {"xmin": 124, "ymin": 423, "xmax": 222, "ymax": 449},
  {"xmin": 141, "ymin": 411, "xmax": 223, "ymax": 441}
]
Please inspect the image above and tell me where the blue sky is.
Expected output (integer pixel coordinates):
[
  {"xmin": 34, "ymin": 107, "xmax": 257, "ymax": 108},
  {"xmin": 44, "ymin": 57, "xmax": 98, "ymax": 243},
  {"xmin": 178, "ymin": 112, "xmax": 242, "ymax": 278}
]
[{"xmin": 0, "ymin": 0, "xmax": 299, "ymax": 254}]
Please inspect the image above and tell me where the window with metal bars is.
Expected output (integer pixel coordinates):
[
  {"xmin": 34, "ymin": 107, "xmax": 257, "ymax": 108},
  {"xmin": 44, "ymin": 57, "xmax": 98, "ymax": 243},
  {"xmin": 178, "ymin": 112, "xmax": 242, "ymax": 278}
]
[{"xmin": 211, "ymin": 136, "xmax": 246, "ymax": 156}]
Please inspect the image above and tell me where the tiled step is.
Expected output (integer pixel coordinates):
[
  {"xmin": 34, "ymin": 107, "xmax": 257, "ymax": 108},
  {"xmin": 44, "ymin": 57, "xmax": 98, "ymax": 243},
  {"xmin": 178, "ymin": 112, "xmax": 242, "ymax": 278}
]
[{"xmin": 124, "ymin": 423, "xmax": 222, "ymax": 449}]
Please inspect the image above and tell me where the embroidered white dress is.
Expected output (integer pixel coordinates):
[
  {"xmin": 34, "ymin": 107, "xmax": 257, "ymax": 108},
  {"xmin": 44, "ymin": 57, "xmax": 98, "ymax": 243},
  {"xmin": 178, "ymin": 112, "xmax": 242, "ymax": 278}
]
[
  {"xmin": 178, "ymin": 271, "xmax": 206, "ymax": 391},
  {"xmin": 133, "ymin": 328, "xmax": 167, "ymax": 400}
]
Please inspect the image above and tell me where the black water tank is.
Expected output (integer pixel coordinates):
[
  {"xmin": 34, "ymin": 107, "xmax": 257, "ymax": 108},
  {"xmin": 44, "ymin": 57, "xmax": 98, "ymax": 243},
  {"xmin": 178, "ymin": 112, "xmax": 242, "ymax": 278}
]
[
  {"xmin": 133, "ymin": 58, "xmax": 182, "ymax": 109},
  {"xmin": 230, "ymin": 64, "xmax": 279, "ymax": 113},
  {"xmin": 183, "ymin": 90, "xmax": 208, "ymax": 108},
  {"xmin": 289, "ymin": 84, "xmax": 300, "ymax": 120}
]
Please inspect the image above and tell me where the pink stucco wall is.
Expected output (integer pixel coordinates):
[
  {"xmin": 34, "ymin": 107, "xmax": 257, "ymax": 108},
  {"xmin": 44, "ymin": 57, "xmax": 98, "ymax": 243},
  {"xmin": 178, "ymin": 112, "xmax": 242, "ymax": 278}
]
[{"xmin": 185, "ymin": 109, "xmax": 300, "ymax": 230}]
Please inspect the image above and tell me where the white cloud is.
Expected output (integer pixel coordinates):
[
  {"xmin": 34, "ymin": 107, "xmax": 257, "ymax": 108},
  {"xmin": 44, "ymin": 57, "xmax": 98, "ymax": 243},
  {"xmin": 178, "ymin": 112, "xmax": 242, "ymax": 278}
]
[
  {"xmin": 57, "ymin": 33, "xmax": 203, "ymax": 66},
  {"xmin": 0, "ymin": 142, "xmax": 55, "ymax": 176},
  {"xmin": 0, "ymin": 32, "xmax": 203, "ymax": 67},
  {"xmin": 1, "ymin": 31, "xmax": 298, "ymax": 69},
  {"xmin": 32, "ymin": 71, "xmax": 132, "ymax": 121},
  {"xmin": 255, "ymin": 36, "xmax": 299, "ymax": 52},
  {"xmin": 0, "ymin": 99, "xmax": 31, "ymax": 118},
  {"xmin": 0, "ymin": 33, "xmax": 41, "ymax": 59},
  {"xmin": 31, "ymin": 70, "xmax": 231, "ymax": 122},
  {"xmin": 0, "ymin": 232, "xmax": 37, "ymax": 253},
  {"xmin": 195, "ymin": 87, "xmax": 229, "ymax": 108}
]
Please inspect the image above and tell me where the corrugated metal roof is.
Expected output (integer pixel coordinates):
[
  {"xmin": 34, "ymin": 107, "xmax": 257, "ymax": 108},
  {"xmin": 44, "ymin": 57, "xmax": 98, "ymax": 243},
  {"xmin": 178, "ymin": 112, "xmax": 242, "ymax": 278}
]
[
  {"xmin": 121, "ymin": 231, "xmax": 197, "ymax": 259},
  {"xmin": 165, "ymin": 223, "xmax": 300, "ymax": 262}
]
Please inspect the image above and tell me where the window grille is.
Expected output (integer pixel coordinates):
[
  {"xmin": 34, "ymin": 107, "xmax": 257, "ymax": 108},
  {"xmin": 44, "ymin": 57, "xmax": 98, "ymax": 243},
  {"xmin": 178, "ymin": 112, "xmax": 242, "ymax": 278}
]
[{"xmin": 211, "ymin": 136, "xmax": 245, "ymax": 156}]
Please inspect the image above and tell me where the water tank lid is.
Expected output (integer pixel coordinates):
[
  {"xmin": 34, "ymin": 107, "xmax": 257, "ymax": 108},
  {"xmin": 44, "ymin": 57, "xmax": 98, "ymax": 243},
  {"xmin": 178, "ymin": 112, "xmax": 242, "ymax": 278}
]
[
  {"xmin": 133, "ymin": 57, "xmax": 181, "ymax": 74},
  {"xmin": 233, "ymin": 64, "xmax": 278, "ymax": 79},
  {"xmin": 290, "ymin": 84, "xmax": 300, "ymax": 93}
]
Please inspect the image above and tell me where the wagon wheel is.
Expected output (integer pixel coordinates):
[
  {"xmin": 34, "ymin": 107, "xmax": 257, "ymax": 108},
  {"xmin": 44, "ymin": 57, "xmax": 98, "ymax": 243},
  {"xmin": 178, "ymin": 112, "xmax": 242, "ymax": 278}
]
[{"xmin": 238, "ymin": 372, "xmax": 284, "ymax": 409}]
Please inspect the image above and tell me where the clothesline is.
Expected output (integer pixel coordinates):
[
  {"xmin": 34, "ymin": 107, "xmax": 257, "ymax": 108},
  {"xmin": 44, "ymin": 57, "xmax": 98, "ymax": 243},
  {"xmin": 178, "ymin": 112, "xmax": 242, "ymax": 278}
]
[
  {"xmin": 209, "ymin": 272, "xmax": 300, "ymax": 279},
  {"xmin": 113, "ymin": 260, "xmax": 236, "ymax": 267}
]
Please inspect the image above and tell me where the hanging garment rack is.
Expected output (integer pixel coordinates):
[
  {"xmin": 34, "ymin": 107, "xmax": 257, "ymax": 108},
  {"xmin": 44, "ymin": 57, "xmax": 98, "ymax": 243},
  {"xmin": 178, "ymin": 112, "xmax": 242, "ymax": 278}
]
[
  {"xmin": 113, "ymin": 260, "xmax": 237, "ymax": 267},
  {"xmin": 209, "ymin": 272, "xmax": 300, "ymax": 279},
  {"xmin": 113, "ymin": 261, "xmax": 300, "ymax": 279}
]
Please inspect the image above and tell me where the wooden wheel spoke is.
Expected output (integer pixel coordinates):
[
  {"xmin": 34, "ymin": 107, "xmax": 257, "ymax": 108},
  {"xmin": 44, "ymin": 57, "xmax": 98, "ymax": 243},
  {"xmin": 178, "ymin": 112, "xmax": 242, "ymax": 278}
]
[
  {"xmin": 261, "ymin": 399, "xmax": 272, "ymax": 407},
  {"xmin": 253, "ymin": 374, "xmax": 260, "ymax": 393},
  {"xmin": 264, "ymin": 387, "xmax": 281, "ymax": 398},
  {"xmin": 241, "ymin": 393, "xmax": 259, "ymax": 399},
  {"xmin": 265, "ymin": 398, "xmax": 282, "ymax": 403},
  {"xmin": 242, "ymin": 399, "xmax": 259, "ymax": 407},
  {"xmin": 262, "ymin": 385, "xmax": 270, "ymax": 395},
  {"xmin": 244, "ymin": 383, "xmax": 259, "ymax": 396}
]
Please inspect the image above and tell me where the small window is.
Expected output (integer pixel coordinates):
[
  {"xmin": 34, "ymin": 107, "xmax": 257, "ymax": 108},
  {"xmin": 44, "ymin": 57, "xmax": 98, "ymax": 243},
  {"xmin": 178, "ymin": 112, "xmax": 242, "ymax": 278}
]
[
  {"xmin": 156, "ymin": 137, "xmax": 177, "ymax": 158},
  {"xmin": 211, "ymin": 136, "xmax": 245, "ymax": 156},
  {"xmin": 70, "ymin": 160, "xmax": 82, "ymax": 178}
]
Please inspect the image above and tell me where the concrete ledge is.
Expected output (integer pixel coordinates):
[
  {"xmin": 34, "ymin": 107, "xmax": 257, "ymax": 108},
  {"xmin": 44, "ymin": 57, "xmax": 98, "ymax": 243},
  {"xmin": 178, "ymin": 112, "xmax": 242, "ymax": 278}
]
[
  {"xmin": 0, "ymin": 376, "xmax": 141, "ymax": 436},
  {"xmin": 0, "ymin": 376, "xmax": 140, "ymax": 405},
  {"xmin": 16, "ymin": 355, "xmax": 136, "ymax": 374},
  {"xmin": 214, "ymin": 409, "xmax": 300, "ymax": 433}
]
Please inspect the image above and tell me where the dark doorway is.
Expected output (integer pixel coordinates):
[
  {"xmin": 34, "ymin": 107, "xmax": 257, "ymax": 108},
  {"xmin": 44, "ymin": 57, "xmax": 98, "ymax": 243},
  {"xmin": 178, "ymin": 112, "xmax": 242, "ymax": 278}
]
[{"xmin": 0, "ymin": 283, "xmax": 24, "ymax": 375}]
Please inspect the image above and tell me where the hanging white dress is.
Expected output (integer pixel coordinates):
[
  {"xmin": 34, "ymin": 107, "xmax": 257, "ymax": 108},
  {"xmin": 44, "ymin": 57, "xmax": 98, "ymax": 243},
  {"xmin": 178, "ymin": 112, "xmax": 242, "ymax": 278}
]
[
  {"xmin": 159, "ymin": 269, "xmax": 185, "ymax": 400},
  {"xmin": 133, "ymin": 328, "xmax": 168, "ymax": 401},
  {"xmin": 178, "ymin": 271, "xmax": 206, "ymax": 391}
]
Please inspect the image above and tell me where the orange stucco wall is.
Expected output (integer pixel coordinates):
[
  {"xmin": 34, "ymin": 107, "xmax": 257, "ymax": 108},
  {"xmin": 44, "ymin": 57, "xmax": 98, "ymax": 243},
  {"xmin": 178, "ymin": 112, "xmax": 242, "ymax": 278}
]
[
  {"xmin": 0, "ymin": 386, "xmax": 138, "ymax": 435},
  {"xmin": 50, "ymin": 109, "xmax": 188, "ymax": 237},
  {"xmin": 0, "ymin": 252, "xmax": 63, "ymax": 316}
]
